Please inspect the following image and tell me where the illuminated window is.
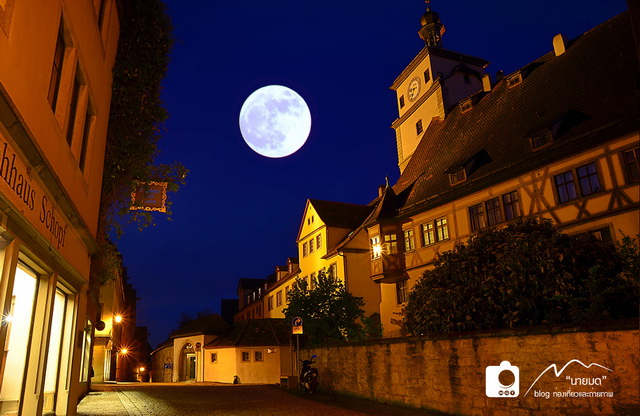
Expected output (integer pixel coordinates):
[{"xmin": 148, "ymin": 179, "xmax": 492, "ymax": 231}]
[
  {"xmin": 435, "ymin": 217, "xmax": 449, "ymax": 241},
  {"xmin": 370, "ymin": 235, "xmax": 381, "ymax": 259},
  {"xmin": 403, "ymin": 229, "xmax": 415, "ymax": 252},
  {"xmin": 421, "ymin": 222, "xmax": 435, "ymax": 246},
  {"xmin": 384, "ymin": 234, "xmax": 398, "ymax": 254},
  {"xmin": 422, "ymin": 218, "xmax": 449, "ymax": 245}
]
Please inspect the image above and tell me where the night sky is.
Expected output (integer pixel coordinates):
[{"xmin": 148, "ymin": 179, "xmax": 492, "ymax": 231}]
[{"xmin": 115, "ymin": 0, "xmax": 629, "ymax": 348}]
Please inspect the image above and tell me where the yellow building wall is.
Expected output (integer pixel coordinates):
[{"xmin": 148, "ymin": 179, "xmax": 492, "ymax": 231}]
[
  {"xmin": 204, "ymin": 346, "xmax": 293, "ymax": 384},
  {"xmin": 0, "ymin": 1, "xmax": 120, "ymax": 414},
  {"xmin": 380, "ymin": 132, "xmax": 640, "ymax": 337}
]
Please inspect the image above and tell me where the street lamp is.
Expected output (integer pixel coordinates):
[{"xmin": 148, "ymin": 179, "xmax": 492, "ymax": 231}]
[{"xmin": 114, "ymin": 314, "xmax": 123, "ymax": 323}]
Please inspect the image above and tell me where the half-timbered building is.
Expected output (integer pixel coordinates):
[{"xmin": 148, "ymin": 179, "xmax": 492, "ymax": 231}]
[{"xmin": 366, "ymin": 9, "xmax": 639, "ymax": 337}]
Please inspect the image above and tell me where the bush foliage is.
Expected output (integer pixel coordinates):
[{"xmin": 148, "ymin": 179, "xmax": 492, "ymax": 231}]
[{"xmin": 403, "ymin": 219, "xmax": 639, "ymax": 336}]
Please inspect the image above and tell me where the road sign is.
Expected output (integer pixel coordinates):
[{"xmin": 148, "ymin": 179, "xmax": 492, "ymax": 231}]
[{"xmin": 292, "ymin": 317, "xmax": 303, "ymax": 334}]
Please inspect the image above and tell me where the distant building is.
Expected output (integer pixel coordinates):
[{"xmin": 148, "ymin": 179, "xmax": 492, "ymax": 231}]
[
  {"xmin": 93, "ymin": 263, "xmax": 147, "ymax": 383},
  {"xmin": 234, "ymin": 199, "xmax": 384, "ymax": 325},
  {"xmin": 365, "ymin": 8, "xmax": 639, "ymax": 336},
  {"xmin": 0, "ymin": 0, "xmax": 121, "ymax": 414},
  {"xmin": 150, "ymin": 314, "xmax": 229, "ymax": 383},
  {"xmin": 205, "ymin": 319, "xmax": 293, "ymax": 384}
]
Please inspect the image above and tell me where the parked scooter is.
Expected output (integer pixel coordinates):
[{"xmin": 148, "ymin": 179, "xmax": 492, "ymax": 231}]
[{"xmin": 299, "ymin": 355, "xmax": 319, "ymax": 394}]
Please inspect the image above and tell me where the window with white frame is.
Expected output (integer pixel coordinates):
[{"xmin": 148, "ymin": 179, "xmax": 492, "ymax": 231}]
[
  {"xmin": 404, "ymin": 229, "xmax": 415, "ymax": 252},
  {"xmin": 384, "ymin": 234, "xmax": 398, "ymax": 254},
  {"xmin": 370, "ymin": 235, "xmax": 381, "ymax": 259}
]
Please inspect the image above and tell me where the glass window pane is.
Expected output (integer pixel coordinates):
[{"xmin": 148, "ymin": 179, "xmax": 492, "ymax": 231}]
[{"xmin": 0, "ymin": 264, "xmax": 38, "ymax": 413}]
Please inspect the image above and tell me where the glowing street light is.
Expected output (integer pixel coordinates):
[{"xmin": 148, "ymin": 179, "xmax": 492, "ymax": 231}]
[
  {"xmin": 119, "ymin": 348, "xmax": 128, "ymax": 355},
  {"xmin": 114, "ymin": 314, "xmax": 123, "ymax": 323}
]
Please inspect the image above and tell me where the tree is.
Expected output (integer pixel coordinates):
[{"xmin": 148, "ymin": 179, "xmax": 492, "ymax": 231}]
[
  {"xmin": 91, "ymin": 0, "xmax": 188, "ymax": 285},
  {"xmin": 283, "ymin": 269, "xmax": 368, "ymax": 345},
  {"xmin": 403, "ymin": 218, "xmax": 639, "ymax": 336}
]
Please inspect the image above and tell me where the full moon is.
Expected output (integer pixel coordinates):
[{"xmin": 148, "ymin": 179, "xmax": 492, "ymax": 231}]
[{"xmin": 239, "ymin": 85, "xmax": 312, "ymax": 158}]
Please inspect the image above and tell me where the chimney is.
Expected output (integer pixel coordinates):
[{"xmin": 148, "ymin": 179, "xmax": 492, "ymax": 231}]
[
  {"xmin": 495, "ymin": 70, "xmax": 504, "ymax": 82},
  {"xmin": 482, "ymin": 74, "xmax": 491, "ymax": 92},
  {"xmin": 553, "ymin": 33, "xmax": 566, "ymax": 56}
]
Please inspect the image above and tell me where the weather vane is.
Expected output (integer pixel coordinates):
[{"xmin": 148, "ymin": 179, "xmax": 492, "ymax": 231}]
[{"xmin": 425, "ymin": 0, "xmax": 431, "ymax": 12}]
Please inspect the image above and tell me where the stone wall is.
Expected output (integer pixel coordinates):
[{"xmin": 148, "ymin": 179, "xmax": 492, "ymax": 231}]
[
  {"xmin": 150, "ymin": 344, "xmax": 174, "ymax": 383},
  {"xmin": 304, "ymin": 320, "xmax": 639, "ymax": 416}
]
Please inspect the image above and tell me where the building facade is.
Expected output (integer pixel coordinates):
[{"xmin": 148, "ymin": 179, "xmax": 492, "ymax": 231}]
[
  {"xmin": 366, "ymin": 8, "xmax": 639, "ymax": 337},
  {"xmin": 234, "ymin": 198, "xmax": 384, "ymax": 326},
  {"xmin": 0, "ymin": 0, "xmax": 120, "ymax": 414}
]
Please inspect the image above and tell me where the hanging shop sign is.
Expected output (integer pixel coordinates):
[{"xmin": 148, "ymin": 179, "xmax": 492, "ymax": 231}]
[{"xmin": 130, "ymin": 181, "xmax": 167, "ymax": 212}]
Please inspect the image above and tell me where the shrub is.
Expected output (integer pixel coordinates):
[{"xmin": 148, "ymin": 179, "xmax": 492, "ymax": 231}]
[{"xmin": 403, "ymin": 219, "xmax": 639, "ymax": 335}]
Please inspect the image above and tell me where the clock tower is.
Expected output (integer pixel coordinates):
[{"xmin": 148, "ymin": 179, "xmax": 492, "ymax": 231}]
[{"xmin": 390, "ymin": 3, "xmax": 490, "ymax": 173}]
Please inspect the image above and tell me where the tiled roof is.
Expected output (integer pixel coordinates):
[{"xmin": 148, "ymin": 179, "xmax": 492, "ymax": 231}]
[
  {"xmin": 392, "ymin": 12, "xmax": 639, "ymax": 216},
  {"xmin": 237, "ymin": 278, "xmax": 267, "ymax": 291},
  {"xmin": 309, "ymin": 199, "xmax": 374, "ymax": 229},
  {"xmin": 206, "ymin": 319, "xmax": 291, "ymax": 347},
  {"xmin": 170, "ymin": 314, "xmax": 230, "ymax": 338}
]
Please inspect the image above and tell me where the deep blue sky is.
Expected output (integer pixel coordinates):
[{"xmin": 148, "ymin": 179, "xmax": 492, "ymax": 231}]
[{"xmin": 116, "ymin": 0, "xmax": 629, "ymax": 347}]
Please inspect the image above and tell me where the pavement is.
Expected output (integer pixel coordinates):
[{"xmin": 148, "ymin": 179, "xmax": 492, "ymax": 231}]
[{"xmin": 77, "ymin": 382, "xmax": 450, "ymax": 416}]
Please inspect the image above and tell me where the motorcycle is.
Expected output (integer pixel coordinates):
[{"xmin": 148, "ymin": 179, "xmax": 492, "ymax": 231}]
[{"xmin": 299, "ymin": 355, "xmax": 319, "ymax": 394}]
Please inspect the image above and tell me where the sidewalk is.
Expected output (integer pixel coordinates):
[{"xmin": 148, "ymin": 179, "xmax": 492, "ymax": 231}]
[{"xmin": 77, "ymin": 384, "xmax": 129, "ymax": 416}]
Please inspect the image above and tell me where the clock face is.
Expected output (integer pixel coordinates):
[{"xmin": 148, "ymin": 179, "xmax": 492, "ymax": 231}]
[{"xmin": 408, "ymin": 76, "xmax": 421, "ymax": 102}]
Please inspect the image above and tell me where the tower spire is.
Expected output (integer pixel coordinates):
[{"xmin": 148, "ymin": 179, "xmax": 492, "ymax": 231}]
[{"xmin": 418, "ymin": 1, "xmax": 446, "ymax": 47}]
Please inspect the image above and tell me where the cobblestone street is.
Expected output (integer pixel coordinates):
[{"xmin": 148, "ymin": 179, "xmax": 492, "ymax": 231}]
[{"xmin": 77, "ymin": 383, "xmax": 447, "ymax": 416}]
